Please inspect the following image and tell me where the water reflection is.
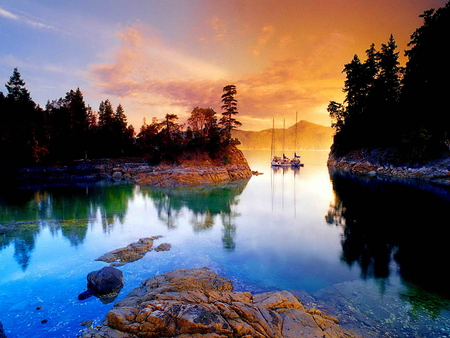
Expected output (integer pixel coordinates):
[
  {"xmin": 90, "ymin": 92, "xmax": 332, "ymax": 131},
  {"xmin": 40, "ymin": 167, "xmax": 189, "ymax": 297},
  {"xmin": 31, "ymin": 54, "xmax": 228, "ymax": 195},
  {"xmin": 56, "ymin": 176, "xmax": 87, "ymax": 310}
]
[
  {"xmin": 0, "ymin": 180, "xmax": 248, "ymax": 269},
  {"xmin": 327, "ymin": 168, "xmax": 450, "ymax": 301},
  {"xmin": 140, "ymin": 182, "xmax": 247, "ymax": 250}
]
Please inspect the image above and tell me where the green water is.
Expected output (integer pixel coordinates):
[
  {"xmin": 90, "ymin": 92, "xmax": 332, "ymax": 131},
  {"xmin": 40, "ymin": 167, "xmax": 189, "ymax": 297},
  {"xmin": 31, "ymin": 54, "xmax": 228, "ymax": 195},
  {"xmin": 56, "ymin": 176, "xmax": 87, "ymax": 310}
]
[{"xmin": 0, "ymin": 150, "xmax": 449, "ymax": 337}]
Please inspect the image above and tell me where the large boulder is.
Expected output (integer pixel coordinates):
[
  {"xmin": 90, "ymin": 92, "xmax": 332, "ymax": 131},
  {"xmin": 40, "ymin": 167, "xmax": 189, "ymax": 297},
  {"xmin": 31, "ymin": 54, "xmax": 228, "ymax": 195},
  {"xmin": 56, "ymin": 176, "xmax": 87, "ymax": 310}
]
[
  {"xmin": 81, "ymin": 268, "xmax": 359, "ymax": 338},
  {"xmin": 78, "ymin": 266, "xmax": 124, "ymax": 304}
]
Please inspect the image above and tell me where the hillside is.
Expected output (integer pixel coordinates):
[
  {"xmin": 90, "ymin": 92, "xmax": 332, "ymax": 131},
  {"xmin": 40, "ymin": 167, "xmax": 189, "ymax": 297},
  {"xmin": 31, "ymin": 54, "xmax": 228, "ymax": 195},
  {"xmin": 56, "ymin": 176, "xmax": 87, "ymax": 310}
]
[{"xmin": 232, "ymin": 120, "xmax": 333, "ymax": 150}]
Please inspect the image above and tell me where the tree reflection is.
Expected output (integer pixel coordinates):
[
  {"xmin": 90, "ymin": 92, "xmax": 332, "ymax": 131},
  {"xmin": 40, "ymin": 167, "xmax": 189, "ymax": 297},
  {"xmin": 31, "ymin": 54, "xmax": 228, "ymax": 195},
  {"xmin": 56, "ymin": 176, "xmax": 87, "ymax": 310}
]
[
  {"xmin": 0, "ymin": 182, "xmax": 134, "ymax": 269},
  {"xmin": 327, "ymin": 168, "xmax": 450, "ymax": 306},
  {"xmin": 140, "ymin": 181, "xmax": 247, "ymax": 249},
  {"xmin": 0, "ymin": 180, "xmax": 248, "ymax": 269}
]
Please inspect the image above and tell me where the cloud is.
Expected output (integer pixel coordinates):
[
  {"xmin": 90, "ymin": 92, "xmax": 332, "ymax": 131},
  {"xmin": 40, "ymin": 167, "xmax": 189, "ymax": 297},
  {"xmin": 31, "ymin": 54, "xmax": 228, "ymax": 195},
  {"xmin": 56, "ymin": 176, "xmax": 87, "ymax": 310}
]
[
  {"xmin": 89, "ymin": 26, "xmax": 346, "ymax": 130},
  {"xmin": 0, "ymin": 7, "xmax": 18, "ymax": 20},
  {"xmin": 250, "ymin": 25, "xmax": 276, "ymax": 57},
  {"xmin": 0, "ymin": 6, "xmax": 56, "ymax": 30}
]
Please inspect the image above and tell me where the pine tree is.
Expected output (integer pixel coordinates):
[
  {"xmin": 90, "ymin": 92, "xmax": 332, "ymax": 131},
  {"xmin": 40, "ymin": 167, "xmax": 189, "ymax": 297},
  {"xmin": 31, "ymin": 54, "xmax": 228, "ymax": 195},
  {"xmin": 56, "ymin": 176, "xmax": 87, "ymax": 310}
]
[
  {"xmin": 219, "ymin": 85, "xmax": 241, "ymax": 144},
  {"xmin": 6, "ymin": 68, "xmax": 33, "ymax": 103},
  {"xmin": 401, "ymin": 2, "xmax": 450, "ymax": 156},
  {"xmin": 2, "ymin": 68, "xmax": 47, "ymax": 163}
]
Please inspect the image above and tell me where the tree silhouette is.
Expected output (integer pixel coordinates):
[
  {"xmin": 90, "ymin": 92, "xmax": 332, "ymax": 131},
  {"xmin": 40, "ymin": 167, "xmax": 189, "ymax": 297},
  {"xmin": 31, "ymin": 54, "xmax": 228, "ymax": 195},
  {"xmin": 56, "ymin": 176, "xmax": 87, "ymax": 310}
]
[{"xmin": 219, "ymin": 85, "xmax": 241, "ymax": 144}]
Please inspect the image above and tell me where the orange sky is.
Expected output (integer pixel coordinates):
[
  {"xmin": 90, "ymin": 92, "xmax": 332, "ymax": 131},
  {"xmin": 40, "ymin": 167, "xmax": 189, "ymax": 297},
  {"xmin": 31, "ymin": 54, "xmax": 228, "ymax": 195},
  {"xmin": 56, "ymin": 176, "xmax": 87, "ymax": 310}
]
[{"xmin": 2, "ymin": 0, "xmax": 447, "ymax": 130}]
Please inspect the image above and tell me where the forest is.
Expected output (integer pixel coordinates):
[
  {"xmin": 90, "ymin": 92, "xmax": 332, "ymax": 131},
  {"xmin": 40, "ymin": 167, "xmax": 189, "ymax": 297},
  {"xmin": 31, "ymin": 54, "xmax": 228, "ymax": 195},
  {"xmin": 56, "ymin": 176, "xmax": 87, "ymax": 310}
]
[
  {"xmin": 0, "ymin": 77, "xmax": 241, "ymax": 166},
  {"xmin": 328, "ymin": 1, "xmax": 450, "ymax": 163}
]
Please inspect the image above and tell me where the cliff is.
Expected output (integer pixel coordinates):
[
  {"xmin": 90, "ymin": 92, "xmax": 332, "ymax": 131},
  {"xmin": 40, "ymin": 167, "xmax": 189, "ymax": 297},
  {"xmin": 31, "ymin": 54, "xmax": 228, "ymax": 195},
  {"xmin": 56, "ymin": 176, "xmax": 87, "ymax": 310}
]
[{"xmin": 81, "ymin": 267, "xmax": 359, "ymax": 338}]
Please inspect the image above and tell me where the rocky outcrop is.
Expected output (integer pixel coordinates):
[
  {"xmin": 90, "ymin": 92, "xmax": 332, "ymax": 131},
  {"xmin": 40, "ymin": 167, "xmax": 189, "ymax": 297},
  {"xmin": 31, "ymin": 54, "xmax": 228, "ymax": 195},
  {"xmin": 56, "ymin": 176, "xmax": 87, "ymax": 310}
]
[
  {"xmin": 81, "ymin": 268, "xmax": 359, "ymax": 338},
  {"xmin": 96, "ymin": 236, "xmax": 167, "ymax": 267},
  {"xmin": 328, "ymin": 149, "xmax": 450, "ymax": 186},
  {"xmin": 7, "ymin": 147, "xmax": 253, "ymax": 188},
  {"xmin": 133, "ymin": 147, "xmax": 252, "ymax": 187}
]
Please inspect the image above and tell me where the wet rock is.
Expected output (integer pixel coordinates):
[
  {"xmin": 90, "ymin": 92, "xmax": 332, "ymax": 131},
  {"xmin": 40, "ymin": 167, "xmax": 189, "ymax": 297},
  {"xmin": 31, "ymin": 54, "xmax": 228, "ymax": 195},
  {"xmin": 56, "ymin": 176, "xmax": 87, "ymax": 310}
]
[
  {"xmin": 154, "ymin": 243, "xmax": 171, "ymax": 252},
  {"xmin": 80, "ymin": 268, "xmax": 359, "ymax": 338},
  {"xmin": 81, "ymin": 320, "xmax": 93, "ymax": 328},
  {"xmin": 78, "ymin": 266, "xmax": 124, "ymax": 304},
  {"xmin": 0, "ymin": 321, "xmax": 6, "ymax": 338},
  {"xmin": 96, "ymin": 236, "xmax": 163, "ymax": 266}
]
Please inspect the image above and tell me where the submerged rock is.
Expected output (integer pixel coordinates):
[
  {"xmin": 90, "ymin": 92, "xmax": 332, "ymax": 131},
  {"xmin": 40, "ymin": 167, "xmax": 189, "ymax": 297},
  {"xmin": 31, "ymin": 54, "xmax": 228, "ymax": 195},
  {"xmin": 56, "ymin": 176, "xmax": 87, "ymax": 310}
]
[
  {"xmin": 81, "ymin": 268, "xmax": 359, "ymax": 338},
  {"xmin": 96, "ymin": 236, "xmax": 164, "ymax": 266},
  {"xmin": 78, "ymin": 266, "xmax": 124, "ymax": 304},
  {"xmin": 0, "ymin": 321, "xmax": 6, "ymax": 338}
]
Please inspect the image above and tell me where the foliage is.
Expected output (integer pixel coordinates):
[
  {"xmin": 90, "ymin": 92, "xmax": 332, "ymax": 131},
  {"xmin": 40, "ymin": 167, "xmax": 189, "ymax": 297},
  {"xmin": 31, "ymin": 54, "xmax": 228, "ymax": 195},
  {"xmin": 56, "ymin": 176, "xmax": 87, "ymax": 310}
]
[
  {"xmin": 219, "ymin": 85, "xmax": 242, "ymax": 146},
  {"xmin": 0, "ymin": 74, "xmax": 242, "ymax": 165},
  {"xmin": 329, "ymin": 2, "xmax": 450, "ymax": 162}
]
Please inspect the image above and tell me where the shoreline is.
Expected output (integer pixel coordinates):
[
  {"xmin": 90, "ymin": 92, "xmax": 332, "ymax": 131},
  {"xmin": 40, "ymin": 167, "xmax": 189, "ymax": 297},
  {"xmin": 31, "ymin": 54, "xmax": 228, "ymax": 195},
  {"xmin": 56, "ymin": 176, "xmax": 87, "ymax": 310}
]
[
  {"xmin": 3, "ymin": 148, "xmax": 253, "ymax": 188},
  {"xmin": 327, "ymin": 149, "xmax": 450, "ymax": 187}
]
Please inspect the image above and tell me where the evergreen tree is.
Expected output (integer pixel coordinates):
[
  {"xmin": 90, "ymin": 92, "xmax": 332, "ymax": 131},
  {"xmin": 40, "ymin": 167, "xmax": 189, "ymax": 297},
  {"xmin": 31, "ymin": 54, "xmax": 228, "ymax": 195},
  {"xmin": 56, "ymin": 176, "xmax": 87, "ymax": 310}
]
[
  {"xmin": 5, "ymin": 68, "xmax": 33, "ymax": 103},
  {"xmin": 219, "ymin": 85, "xmax": 241, "ymax": 144},
  {"xmin": 1, "ymin": 68, "xmax": 47, "ymax": 163},
  {"xmin": 401, "ymin": 2, "xmax": 450, "ymax": 156},
  {"xmin": 369, "ymin": 35, "xmax": 402, "ymax": 146}
]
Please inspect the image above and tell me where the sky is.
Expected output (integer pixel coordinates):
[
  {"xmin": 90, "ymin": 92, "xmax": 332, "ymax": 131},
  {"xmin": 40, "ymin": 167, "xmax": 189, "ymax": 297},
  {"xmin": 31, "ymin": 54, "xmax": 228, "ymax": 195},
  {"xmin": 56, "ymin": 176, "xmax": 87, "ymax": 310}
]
[{"xmin": 0, "ymin": 0, "xmax": 447, "ymax": 131}]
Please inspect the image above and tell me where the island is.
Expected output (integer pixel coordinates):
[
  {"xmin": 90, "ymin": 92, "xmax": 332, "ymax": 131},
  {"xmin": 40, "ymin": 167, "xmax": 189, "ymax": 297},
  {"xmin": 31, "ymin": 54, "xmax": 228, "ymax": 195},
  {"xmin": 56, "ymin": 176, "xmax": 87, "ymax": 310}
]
[{"xmin": 1, "ymin": 82, "xmax": 252, "ymax": 188}]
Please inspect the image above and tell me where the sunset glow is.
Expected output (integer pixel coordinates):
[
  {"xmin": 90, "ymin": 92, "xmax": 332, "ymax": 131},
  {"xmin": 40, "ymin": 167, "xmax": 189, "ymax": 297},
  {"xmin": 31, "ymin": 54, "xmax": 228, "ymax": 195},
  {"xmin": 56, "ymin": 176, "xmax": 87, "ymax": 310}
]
[{"xmin": 0, "ymin": 0, "xmax": 447, "ymax": 130}]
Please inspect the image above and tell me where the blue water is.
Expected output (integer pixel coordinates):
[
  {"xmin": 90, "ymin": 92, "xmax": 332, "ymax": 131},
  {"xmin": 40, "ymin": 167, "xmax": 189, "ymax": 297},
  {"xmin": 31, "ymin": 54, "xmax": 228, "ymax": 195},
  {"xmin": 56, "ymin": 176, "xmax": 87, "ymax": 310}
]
[{"xmin": 0, "ymin": 150, "xmax": 448, "ymax": 337}]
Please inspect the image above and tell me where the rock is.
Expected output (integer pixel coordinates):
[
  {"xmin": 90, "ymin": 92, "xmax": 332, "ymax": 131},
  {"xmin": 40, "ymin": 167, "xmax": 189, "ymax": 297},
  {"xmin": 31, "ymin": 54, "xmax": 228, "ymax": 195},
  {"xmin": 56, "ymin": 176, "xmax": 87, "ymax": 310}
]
[
  {"xmin": 96, "ymin": 236, "xmax": 162, "ymax": 266},
  {"xmin": 78, "ymin": 266, "xmax": 124, "ymax": 304},
  {"xmin": 81, "ymin": 320, "xmax": 93, "ymax": 328},
  {"xmin": 154, "ymin": 243, "xmax": 171, "ymax": 252},
  {"xmin": 80, "ymin": 268, "xmax": 359, "ymax": 338},
  {"xmin": 0, "ymin": 321, "xmax": 6, "ymax": 338}
]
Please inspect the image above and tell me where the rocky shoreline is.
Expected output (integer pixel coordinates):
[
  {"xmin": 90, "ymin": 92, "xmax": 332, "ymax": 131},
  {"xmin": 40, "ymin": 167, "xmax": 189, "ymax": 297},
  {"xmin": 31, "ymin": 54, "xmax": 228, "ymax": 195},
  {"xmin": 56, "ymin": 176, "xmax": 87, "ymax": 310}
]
[
  {"xmin": 4, "ymin": 147, "xmax": 253, "ymax": 188},
  {"xmin": 327, "ymin": 149, "xmax": 450, "ymax": 186},
  {"xmin": 80, "ymin": 268, "xmax": 359, "ymax": 338}
]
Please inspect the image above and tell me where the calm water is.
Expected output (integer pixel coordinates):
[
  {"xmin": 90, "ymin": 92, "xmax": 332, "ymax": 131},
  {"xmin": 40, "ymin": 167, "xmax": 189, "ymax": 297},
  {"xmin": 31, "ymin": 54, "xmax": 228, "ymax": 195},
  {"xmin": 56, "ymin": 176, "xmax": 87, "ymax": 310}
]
[{"xmin": 0, "ymin": 150, "xmax": 449, "ymax": 337}]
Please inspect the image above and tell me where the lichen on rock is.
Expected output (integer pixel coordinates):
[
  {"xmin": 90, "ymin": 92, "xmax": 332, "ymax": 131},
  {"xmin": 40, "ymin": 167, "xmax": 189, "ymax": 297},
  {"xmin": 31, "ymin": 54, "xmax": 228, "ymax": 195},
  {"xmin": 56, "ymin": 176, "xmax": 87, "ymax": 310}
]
[{"xmin": 80, "ymin": 268, "xmax": 359, "ymax": 338}]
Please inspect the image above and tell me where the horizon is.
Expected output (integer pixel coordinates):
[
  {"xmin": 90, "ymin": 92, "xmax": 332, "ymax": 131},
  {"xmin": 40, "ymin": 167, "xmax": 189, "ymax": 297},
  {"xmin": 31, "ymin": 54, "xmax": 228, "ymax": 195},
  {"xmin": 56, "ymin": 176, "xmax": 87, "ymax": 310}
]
[{"xmin": 1, "ymin": 0, "xmax": 447, "ymax": 131}]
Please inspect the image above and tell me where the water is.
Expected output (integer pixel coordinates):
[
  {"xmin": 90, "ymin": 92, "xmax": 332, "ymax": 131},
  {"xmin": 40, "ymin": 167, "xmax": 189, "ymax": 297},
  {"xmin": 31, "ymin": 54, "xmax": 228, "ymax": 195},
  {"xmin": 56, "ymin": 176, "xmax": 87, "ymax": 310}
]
[{"xmin": 0, "ymin": 150, "xmax": 449, "ymax": 337}]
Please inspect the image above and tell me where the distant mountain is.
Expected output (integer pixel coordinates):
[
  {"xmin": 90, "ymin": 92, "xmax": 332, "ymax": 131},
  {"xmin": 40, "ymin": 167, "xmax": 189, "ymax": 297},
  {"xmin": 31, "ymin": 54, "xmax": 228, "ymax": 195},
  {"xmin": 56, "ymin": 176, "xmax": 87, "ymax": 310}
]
[{"xmin": 232, "ymin": 120, "xmax": 333, "ymax": 150}]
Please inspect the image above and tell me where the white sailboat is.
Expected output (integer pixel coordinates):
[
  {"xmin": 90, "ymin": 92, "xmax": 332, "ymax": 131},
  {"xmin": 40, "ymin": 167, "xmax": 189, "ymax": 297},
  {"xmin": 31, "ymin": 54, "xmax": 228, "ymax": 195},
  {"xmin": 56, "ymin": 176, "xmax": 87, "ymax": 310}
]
[
  {"xmin": 290, "ymin": 112, "xmax": 304, "ymax": 167},
  {"xmin": 271, "ymin": 119, "xmax": 291, "ymax": 166}
]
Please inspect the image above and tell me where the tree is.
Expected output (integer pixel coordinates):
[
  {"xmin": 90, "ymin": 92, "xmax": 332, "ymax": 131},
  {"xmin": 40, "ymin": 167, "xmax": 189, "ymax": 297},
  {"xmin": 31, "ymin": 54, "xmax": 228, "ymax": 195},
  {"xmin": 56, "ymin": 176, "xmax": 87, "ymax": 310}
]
[
  {"xmin": 96, "ymin": 101, "xmax": 135, "ymax": 157},
  {"xmin": 401, "ymin": 2, "xmax": 450, "ymax": 155},
  {"xmin": 98, "ymin": 100, "xmax": 115, "ymax": 131},
  {"xmin": 6, "ymin": 68, "xmax": 33, "ymax": 103},
  {"xmin": 329, "ymin": 35, "xmax": 403, "ymax": 155},
  {"xmin": 187, "ymin": 107, "xmax": 217, "ymax": 137},
  {"xmin": 219, "ymin": 85, "xmax": 241, "ymax": 143},
  {"xmin": 1, "ymin": 68, "xmax": 47, "ymax": 163},
  {"xmin": 137, "ymin": 117, "xmax": 160, "ymax": 156}
]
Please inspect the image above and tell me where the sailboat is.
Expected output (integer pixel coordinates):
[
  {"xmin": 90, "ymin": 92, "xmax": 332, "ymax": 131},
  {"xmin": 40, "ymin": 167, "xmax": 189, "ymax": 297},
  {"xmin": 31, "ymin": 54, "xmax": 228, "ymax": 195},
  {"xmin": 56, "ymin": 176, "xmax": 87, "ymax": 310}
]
[
  {"xmin": 271, "ymin": 118, "xmax": 281, "ymax": 166},
  {"xmin": 290, "ymin": 112, "xmax": 304, "ymax": 167},
  {"xmin": 291, "ymin": 152, "xmax": 304, "ymax": 167},
  {"xmin": 270, "ymin": 119, "xmax": 291, "ymax": 167}
]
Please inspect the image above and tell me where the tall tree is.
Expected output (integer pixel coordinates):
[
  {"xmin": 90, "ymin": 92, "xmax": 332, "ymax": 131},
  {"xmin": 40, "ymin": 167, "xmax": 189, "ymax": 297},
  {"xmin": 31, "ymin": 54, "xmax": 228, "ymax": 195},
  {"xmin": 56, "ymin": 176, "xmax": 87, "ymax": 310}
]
[
  {"xmin": 401, "ymin": 2, "xmax": 450, "ymax": 155},
  {"xmin": 219, "ymin": 85, "xmax": 241, "ymax": 143},
  {"xmin": 5, "ymin": 68, "xmax": 33, "ymax": 103},
  {"xmin": 1, "ymin": 68, "xmax": 47, "ymax": 163}
]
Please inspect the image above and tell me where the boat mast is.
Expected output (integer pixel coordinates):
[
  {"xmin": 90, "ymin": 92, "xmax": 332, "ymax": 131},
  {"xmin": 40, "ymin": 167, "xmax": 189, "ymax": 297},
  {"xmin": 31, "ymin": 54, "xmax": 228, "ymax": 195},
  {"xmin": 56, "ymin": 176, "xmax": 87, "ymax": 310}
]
[
  {"xmin": 271, "ymin": 118, "xmax": 275, "ymax": 158},
  {"xmin": 283, "ymin": 119, "xmax": 286, "ymax": 156},
  {"xmin": 294, "ymin": 111, "xmax": 298, "ymax": 152}
]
